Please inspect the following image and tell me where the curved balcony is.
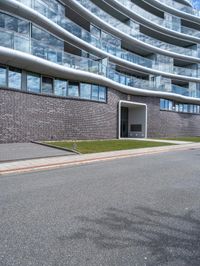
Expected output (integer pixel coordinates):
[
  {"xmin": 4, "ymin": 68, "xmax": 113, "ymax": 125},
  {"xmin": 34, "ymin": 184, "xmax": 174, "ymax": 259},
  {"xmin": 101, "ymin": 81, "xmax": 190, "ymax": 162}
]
[
  {"xmin": 2, "ymin": 1, "xmax": 199, "ymax": 82},
  {"xmin": 113, "ymin": 0, "xmax": 200, "ymax": 38},
  {"xmin": 15, "ymin": 0, "xmax": 199, "ymax": 59},
  {"xmin": 0, "ymin": 24, "xmax": 199, "ymax": 100},
  {"xmin": 158, "ymin": 0, "xmax": 200, "ymax": 16},
  {"xmin": 74, "ymin": 0, "xmax": 198, "ymax": 57},
  {"xmin": 146, "ymin": 0, "xmax": 200, "ymax": 20}
]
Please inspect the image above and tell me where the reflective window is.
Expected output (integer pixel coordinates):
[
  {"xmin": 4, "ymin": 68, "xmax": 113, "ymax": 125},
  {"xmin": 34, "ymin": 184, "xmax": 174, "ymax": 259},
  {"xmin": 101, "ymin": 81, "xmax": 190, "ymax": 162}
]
[
  {"xmin": 0, "ymin": 66, "xmax": 7, "ymax": 87},
  {"xmin": 54, "ymin": 79, "xmax": 67, "ymax": 96},
  {"xmin": 14, "ymin": 35, "xmax": 30, "ymax": 53},
  {"xmin": 0, "ymin": 12, "xmax": 30, "ymax": 36},
  {"xmin": 90, "ymin": 25, "xmax": 101, "ymax": 39},
  {"xmin": 0, "ymin": 13, "xmax": 5, "ymax": 28},
  {"xmin": 160, "ymin": 99, "xmax": 200, "ymax": 114},
  {"xmin": 99, "ymin": 86, "xmax": 106, "ymax": 102},
  {"xmin": 32, "ymin": 25, "xmax": 63, "ymax": 50},
  {"xmin": 27, "ymin": 73, "xmax": 41, "ymax": 93},
  {"xmin": 80, "ymin": 83, "xmax": 91, "ymax": 99},
  {"xmin": 0, "ymin": 31, "xmax": 12, "ymax": 48},
  {"xmin": 179, "ymin": 104, "xmax": 183, "ymax": 112},
  {"xmin": 42, "ymin": 77, "xmax": 53, "ymax": 94},
  {"xmin": 4, "ymin": 15, "xmax": 18, "ymax": 32},
  {"xmin": 18, "ymin": 20, "xmax": 30, "ymax": 35},
  {"xmin": 68, "ymin": 82, "xmax": 79, "ymax": 97},
  {"xmin": 91, "ymin": 85, "xmax": 99, "ymax": 101},
  {"xmin": 160, "ymin": 99, "xmax": 165, "ymax": 109},
  {"xmin": 183, "ymin": 104, "xmax": 188, "ymax": 113},
  {"xmin": 168, "ymin": 100, "xmax": 173, "ymax": 110},
  {"xmin": 8, "ymin": 68, "xmax": 21, "ymax": 89}
]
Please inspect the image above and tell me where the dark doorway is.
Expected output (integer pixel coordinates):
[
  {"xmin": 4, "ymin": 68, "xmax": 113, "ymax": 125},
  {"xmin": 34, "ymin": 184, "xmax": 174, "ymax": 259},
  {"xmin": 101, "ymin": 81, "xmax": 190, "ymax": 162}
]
[{"xmin": 121, "ymin": 107, "xmax": 129, "ymax": 138}]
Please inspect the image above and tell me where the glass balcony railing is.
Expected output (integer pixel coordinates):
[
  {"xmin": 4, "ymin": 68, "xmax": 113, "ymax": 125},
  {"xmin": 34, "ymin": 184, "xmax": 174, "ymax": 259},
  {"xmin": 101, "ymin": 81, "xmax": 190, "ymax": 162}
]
[
  {"xmin": 76, "ymin": 0, "xmax": 198, "ymax": 57},
  {"xmin": 1, "ymin": 26, "xmax": 200, "ymax": 99},
  {"xmin": 15, "ymin": 0, "xmax": 199, "ymax": 60},
  {"xmin": 157, "ymin": 0, "xmax": 200, "ymax": 17},
  {"xmin": 172, "ymin": 84, "xmax": 189, "ymax": 97},
  {"xmin": 12, "ymin": 0, "xmax": 199, "ymax": 78},
  {"xmin": 114, "ymin": 0, "xmax": 200, "ymax": 37}
]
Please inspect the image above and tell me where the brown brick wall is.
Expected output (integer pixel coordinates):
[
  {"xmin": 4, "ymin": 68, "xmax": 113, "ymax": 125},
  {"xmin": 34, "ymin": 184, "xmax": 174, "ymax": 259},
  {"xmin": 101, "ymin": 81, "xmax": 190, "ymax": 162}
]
[{"xmin": 0, "ymin": 88, "xmax": 200, "ymax": 143}]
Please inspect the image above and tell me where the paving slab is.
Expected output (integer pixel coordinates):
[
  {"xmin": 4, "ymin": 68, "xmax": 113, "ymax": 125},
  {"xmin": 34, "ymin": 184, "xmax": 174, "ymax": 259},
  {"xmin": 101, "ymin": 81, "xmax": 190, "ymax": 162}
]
[{"xmin": 0, "ymin": 142, "xmax": 74, "ymax": 162}]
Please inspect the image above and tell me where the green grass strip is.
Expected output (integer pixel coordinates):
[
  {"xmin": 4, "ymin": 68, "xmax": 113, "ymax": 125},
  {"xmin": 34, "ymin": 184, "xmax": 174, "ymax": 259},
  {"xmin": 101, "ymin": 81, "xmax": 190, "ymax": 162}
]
[{"xmin": 45, "ymin": 139, "xmax": 174, "ymax": 154}]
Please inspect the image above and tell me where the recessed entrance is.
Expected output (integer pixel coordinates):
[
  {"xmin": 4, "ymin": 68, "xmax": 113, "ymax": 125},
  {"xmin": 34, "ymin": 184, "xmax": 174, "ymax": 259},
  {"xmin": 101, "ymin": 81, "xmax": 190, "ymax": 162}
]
[{"xmin": 119, "ymin": 101, "xmax": 147, "ymax": 139}]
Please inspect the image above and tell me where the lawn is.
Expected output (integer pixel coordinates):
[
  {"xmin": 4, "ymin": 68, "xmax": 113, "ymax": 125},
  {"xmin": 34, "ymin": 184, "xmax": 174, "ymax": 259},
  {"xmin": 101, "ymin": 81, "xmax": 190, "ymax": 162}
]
[
  {"xmin": 164, "ymin": 137, "xmax": 200, "ymax": 142},
  {"xmin": 45, "ymin": 139, "xmax": 174, "ymax": 154}
]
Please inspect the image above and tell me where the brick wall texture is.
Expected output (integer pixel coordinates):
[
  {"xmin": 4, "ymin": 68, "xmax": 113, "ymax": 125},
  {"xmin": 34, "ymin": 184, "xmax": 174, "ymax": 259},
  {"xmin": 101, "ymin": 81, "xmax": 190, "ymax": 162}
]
[{"xmin": 0, "ymin": 88, "xmax": 200, "ymax": 143}]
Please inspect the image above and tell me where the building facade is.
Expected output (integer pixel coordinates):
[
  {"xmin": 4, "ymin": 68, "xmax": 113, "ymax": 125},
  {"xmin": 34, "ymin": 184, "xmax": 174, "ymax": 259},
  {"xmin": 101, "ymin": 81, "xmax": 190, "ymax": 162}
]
[{"xmin": 1, "ymin": 0, "xmax": 200, "ymax": 142}]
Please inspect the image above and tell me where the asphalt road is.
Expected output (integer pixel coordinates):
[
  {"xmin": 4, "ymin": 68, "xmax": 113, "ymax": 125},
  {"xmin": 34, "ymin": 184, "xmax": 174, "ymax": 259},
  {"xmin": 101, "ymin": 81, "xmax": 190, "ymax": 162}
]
[{"xmin": 0, "ymin": 148, "xmax": 200, "ymax": 266}]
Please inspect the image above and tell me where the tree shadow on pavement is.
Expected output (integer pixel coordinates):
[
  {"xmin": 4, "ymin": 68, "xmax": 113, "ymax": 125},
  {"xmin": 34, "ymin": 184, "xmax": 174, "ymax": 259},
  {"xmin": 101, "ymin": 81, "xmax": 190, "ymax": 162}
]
[{"xmin": 66, "ymin": 207, "xmax": 200, "ymax": 265}]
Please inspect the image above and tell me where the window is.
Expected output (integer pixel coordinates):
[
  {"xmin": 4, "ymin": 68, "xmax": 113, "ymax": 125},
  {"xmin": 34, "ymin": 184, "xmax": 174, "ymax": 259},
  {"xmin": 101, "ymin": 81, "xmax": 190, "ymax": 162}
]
[
  {"xmin": 80, "ymin": 83, "xmax": 91, "ymax": 99},
  {"xmin": 160, "ymin": 99, "xmax": 165, "ymax": 109},
  {"xmin": 42, "ymin": 77, "xmax": 53, "ymax": 94},
  {"xmin": 54, "ymin": 79, "xmax": 67, "ymax": 96},
  {"xmin": 0, "ymin": 31, "xmax": 12, "ymax": 48},
  {"xmin": 91, "ymin": 85, "xmax": 99, "ymax": 101},
  {"xmin": 4, "ymin": 15, "xmax": 17, "ymax": 32},
  {"xmin": 160, "ymin": 99, "xmax": 200, "ymax": 115},
  {"xmin": 68, "ymin": 82, "xmax": 79, "ymax": 97},
  {"xmin": 189, "ymin": 105, "xmax": 194, "ymax": 113},
  {"xmin": 90, "ymin": 25, "xmax": 101, "ymax": 39},
  {"xmin": 99, "ymin": 86, "xmax": 106, "ymax": 102},
  {"xmin": 168, "ymin": 100, "xmax": 173, "ymax": 110},
  {"xmin": 27, "ymin": 73, "xmax": 41, "ymax": 93},
  {"xmin": 0, "ymin": 66, "xmax": 7, "ymax": 87},
  {"xmin": 32, "ymin": 25, "xmax": 63, "ymax": 50},
  {"xmin": 183, "ymin": 104, "xmax": 188, "ymax": 113},
  {"xmin": 8, "ymin": 68, "xmax": 21, "ymax": 89},
  {"xmin": 14, "ymin": 35, "xmax": 30, "ymax": 53},
  {"xmin": 179, "ymin": 104, "xmax": 183, "ymax": 112}
]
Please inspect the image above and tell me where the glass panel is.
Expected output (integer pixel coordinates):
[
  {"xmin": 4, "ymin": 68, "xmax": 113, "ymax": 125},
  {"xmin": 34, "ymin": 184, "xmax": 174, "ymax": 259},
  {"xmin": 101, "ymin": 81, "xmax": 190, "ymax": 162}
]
[
  {"xmin": 80, "ymin": 83, "xmax": 91, "ymax": 99},
  {"xmin": 4, "ymin": 15, "xmax": 17, "ymax": 32},
  {"xmin": 54, "ymin": 79, "xmax": 67, "ymax": 96},
  {"xmin": 0, "ymin": 66, "xmax": 7, "ymax": 87},
  {"xmin": 0, "ymin": 13, "xmax": 5, "ymax": 28},
  {"xmin": 8, "ymin": 68, "xmax": 21, "ymax": 89},
  {"xmin": 27, "ymin": 73, "xmax": 41, "ymax": 93},
  {"xmin": 90, "ymin": 25, "xmax": 101, "ymax": 39},
  {"xmin": 32, "ymin": 25, "xmax": 63, "ymax": 50},
  {"xmin": 99, "ymin": 86, "xmax": 106, "ymax": 102},
  {"xmin": 14, "ymin": 35, "xmax": 30, "ymax": 53},
  {"xmin": 0, "ymin": 30, "xmax": 12, "ymax": 48},
  {"xmin": 42, "ymin": 76, "xmax": 53, "ymax": 94},
  {"xmin": 91, "ymin": 85, "xmax": 99, "ymax": 101},
  {"xmin": 160, "ymin": 99, "xmax": 165, "ymax": 109},
  {"xmin": 68, "ymin": 82, "xmax": 79, "ymax": 97},
  {"xmin": 18, "ymin": 20, "xmax": 30, "ymax": 35}
]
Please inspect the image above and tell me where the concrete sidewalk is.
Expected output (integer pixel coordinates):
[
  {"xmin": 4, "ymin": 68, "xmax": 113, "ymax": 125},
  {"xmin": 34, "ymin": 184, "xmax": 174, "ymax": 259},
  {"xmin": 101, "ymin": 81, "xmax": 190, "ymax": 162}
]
[
  {"xmin": 0, "ymin": 142, "xmax": 199, "ymax": 176},
  {"xmin": 0, "ymin": 142, "xmax": 74, "ymax": 162},
  {"xmin": 122, "ymin": 138, "xmax": 193, "ymax": 144}
]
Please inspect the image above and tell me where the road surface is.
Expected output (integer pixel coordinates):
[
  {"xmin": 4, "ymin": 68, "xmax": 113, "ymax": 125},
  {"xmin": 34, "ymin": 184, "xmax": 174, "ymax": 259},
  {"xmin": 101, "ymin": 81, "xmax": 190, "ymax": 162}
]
[{"xmin": 0, "ymin": 148, "xmax": 200, "ymax": 266}]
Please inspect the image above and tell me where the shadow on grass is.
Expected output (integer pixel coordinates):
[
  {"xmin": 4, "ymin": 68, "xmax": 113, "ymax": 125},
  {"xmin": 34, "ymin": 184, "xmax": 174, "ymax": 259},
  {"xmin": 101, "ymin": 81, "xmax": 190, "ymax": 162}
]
[{"xmin": 64, "ymin": 207, "xmax": 200, "ymax": 265}]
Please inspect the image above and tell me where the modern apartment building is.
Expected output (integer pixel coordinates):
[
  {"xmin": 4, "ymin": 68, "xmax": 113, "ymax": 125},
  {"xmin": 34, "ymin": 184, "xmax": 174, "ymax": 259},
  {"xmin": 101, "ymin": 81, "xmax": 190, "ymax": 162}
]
[{"xmin": 0, "ymin": 0, "xmax": 200, "ymax": 142}]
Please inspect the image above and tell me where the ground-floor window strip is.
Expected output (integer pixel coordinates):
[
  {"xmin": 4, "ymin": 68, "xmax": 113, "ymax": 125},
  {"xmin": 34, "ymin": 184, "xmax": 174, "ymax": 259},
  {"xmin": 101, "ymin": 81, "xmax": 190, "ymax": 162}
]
[
  {"xmin": 160, "ymin": 98, "xmax": 200, "ymax": 114},
  {"xmin": 0, "ymin": 65, "xmax": 107, "ymax": 103}
]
